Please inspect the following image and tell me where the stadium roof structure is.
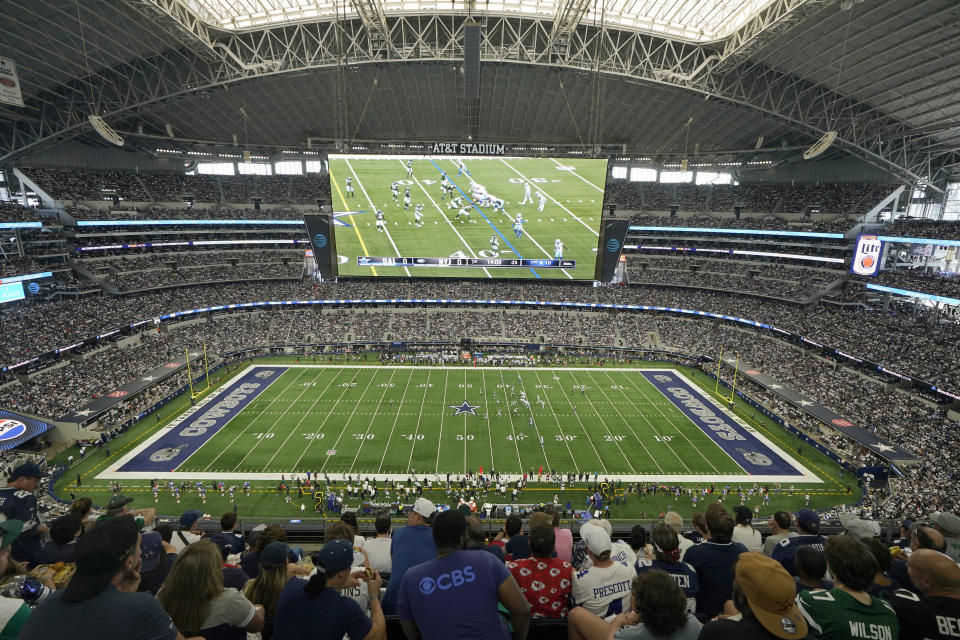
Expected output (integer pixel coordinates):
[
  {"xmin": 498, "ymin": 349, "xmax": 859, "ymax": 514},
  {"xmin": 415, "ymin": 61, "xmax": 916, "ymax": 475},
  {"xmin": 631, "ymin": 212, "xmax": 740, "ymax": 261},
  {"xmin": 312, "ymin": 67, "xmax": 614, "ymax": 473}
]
[{"xmin": 1, "ymin": 0, "xmax": 959, "ymax": 188}]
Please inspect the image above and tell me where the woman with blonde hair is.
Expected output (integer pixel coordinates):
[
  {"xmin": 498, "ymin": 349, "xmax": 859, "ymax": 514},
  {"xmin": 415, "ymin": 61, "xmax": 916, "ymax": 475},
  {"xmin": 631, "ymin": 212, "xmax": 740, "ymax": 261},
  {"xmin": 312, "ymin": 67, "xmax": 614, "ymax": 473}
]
[
  {"xmin": 243, "ymin": 541, "xmax": 293, "ymax": 640},
  {"xmin": 158, "ymin": 540, "xmax": 264, "ymax": 640}
]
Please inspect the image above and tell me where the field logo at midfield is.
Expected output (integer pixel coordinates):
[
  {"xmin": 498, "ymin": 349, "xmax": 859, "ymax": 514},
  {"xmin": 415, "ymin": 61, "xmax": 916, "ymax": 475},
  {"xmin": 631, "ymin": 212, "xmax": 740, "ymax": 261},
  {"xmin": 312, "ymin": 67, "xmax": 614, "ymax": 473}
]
[{"xmin": 450, "ymin": 401, "xmax": 481, "ymax": 416}]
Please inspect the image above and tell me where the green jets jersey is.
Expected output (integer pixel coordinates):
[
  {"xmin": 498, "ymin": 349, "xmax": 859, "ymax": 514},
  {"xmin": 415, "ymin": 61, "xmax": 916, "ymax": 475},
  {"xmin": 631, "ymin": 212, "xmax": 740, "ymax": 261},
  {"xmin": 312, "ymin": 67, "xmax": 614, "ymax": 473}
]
[{"xmin": 797, "ymin": 588, "xmax": 898, "ymax": 640}]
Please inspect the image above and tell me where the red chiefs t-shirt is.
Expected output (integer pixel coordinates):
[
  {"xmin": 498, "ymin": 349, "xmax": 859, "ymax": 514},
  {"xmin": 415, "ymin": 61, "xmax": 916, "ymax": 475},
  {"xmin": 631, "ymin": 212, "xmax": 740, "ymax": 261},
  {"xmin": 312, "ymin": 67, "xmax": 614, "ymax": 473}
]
[{"xmin": 506, "ymin": 557, "xmax": 573, "ymax": 618}]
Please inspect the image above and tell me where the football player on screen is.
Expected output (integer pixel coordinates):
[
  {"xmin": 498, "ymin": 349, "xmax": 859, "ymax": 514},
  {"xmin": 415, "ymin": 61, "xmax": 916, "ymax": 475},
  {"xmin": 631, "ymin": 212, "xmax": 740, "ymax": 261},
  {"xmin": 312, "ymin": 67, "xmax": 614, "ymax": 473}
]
[
  {"xmin": 489, "ymin": 235, "xmax": 500, "ymax": 257},
  {"xmin": 457, "ymin": 159, "xmax": 470, "ymax": 177},
  {"xmin": 513, "ymin": 214, "xmax": 525, "ymax": 238},
  {"xmin": 345, "ymin": 176, "xmax": 354, "ymax": 197},
  {"xmin": 403, "ymin": 187, "xmax": 412, "ymax": 209},
  {"xmin": 391, "ymin": 181, "xmax": 400, "ymax": 204},
  {"xmin": 406, "ymin": 159, "xmax": 413, "ymax": 178},
  {"xmin": 537, "ymin": 191, "xmax": 547, "ymax": 211},
  {"xmin": 376, "ymin": 209, "xmax": 386, "ymax": 232},
  {"xmin": 520, "ymin": 181, "xmax": 533, "ymax": 204},
  {"xmin": 554, "ymin": 239, "xmax": 565, "ymax": 259},
  {"xmin": 414, "ymin": 204, "xmax": 424, "ymax": 226}
]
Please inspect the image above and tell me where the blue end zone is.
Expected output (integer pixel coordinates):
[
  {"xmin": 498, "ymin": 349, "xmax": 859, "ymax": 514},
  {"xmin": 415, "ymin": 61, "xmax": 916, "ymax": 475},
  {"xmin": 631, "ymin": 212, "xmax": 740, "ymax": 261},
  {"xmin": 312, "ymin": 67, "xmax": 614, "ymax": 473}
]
[
  {"xmin": 118, "ymin": 367, "xmax": 288, "ymax": 473},
  {"xmin": 640, "ymin": 371, "xmax": 801, "ymax": 476}
]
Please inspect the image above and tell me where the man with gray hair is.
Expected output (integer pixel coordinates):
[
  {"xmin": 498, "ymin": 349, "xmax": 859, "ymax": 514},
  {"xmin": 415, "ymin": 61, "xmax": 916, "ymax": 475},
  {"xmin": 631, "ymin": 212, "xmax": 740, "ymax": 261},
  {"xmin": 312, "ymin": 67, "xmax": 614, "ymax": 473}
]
[{"xmin": 664, "ymin": 511, "xmax": 694, "ymax": 559}]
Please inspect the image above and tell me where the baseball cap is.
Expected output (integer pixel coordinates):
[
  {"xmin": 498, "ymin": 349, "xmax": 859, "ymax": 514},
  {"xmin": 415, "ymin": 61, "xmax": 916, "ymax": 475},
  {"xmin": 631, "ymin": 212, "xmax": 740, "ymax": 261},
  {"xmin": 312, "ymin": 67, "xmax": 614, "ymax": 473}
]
[
  {"xmin": 0, "ymin": 520, "xmax": 23, "ymax": 551},
  {"xmin": 901, "ymin": 519, "xmax": 913, "ymax": 531},
  {"xmin": 581, "ymin": 524, "xmax": 612, "ymax": 556},
  {"xmin": 10, "ymin": 462, "xmax": 48, "ymax": 480},
  {"xmin": 63, "ymin": 516, "xmax": 140, "ymax": 602},
  {"xmin": 107, "ymin": 494, "xmax": 134, "ymax": 513},
  {"xmin": 260, "ymin": 541, "xmax": 290, "ymax": 567},
  {"xmin": 139, "ymin": 531, "xmax": 163, "ymax": 572},
  {"xmin": 840, "ymin": 513, "xmax": 880, "ymax": 539},
  {"xmin": 412, "ymin": 498, "xmax": 435, "ymax": 519},
  {"xmin": 735, "ymin": 552, "xmax": 808, "ymax": 639},
  {"xmin": 796, "ymin": 509, "xmax": 820, "ymax": 533},
  {"xmin": 931, "ymin": 512, "xmax": 960, "ymax": 536},
  {"xmin": 179, "ymin": 509, "xmax": 203, "ymax": 530},
  {"xmin": 313, "ymin": 539, "xmax": 353, "ymax": 575}
]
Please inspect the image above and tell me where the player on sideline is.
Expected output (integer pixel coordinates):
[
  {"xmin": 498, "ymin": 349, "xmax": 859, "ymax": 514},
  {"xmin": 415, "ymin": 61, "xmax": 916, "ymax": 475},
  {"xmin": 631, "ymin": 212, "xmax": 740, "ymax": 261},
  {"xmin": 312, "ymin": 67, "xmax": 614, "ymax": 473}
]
[
  {"xmin": 457, "ymin": 159, "xmax": 470, "ymax": 177},
  {"xmin": 513, "ymin": 214, "xmax": 525, "ymax": 238},
  {"xmin": 554, "ymin": 239, "xmax": 565, "ymax": 259},
  {"xmin": 391, "ymin": 181, "xmax": 400, "ymax": 204},
  {"xmin": 520, "ymin": 181, "xmax": 533, "ymax": 204},
  {"xmin": 414, "ymin": 203, "xmax": 424, "ymax": 226},
  {"xmin": 489, "ymin": 235, "xmax": 500, "ymax": 257},
  {"xmin": 404, "ymin": 187, "xmax": 412, "ymax": 209},
  {"xmin": 376, "ymin": 209, "xmax": 386, "ymax": 232},
  {"xmin": 406, "ymin": 159, "xmax": 413, "ymax": 178},
  {"xmin": 345, "ymin": 176, "xmax": 354, "ymax": 197},
  {"xmin": 537, "ymin": 191, "xmax": 547, "ymax": 212}
]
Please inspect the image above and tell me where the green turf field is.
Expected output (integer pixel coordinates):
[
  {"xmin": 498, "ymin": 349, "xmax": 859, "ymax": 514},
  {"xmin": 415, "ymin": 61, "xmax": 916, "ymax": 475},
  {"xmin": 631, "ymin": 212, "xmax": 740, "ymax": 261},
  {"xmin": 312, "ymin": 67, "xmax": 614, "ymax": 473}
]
[
  {"xmin": 328, "ymin": 155, "xmax": 607, "ymax": 279},
  {"xmin": 173, "ymin": 366, "xmax": 777, "ymax": 477},
  {"xmin": 52, "ymin": 357, "xmax": 860, "ymax": 520}
]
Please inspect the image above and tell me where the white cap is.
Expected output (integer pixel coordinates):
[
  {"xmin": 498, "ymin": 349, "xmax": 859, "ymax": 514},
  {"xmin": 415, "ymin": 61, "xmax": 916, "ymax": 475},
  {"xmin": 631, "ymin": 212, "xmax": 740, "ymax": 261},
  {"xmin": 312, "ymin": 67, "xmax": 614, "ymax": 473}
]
[
  {"xmin": 581, "ymin": 524, "xmax": 612, "ymax": 556},
  {"xmin": 412, "ymin": 497, "xmax": 435, "ymax": 519},
  {"xmin": 840, "ymin": 513, "xmax": 881, "ymax": 538}
]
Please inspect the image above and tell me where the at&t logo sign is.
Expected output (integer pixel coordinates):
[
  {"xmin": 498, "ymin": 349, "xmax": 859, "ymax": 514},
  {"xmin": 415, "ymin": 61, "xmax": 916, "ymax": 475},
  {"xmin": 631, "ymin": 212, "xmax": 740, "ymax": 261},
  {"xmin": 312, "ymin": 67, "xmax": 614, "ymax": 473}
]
[
  {"xmin": 313, "ymin": 233, "xmax": 328, "ymax": 249},
  {"xmin": 606, "ymin": 238, "xmax": 621, "ymax": 253}
]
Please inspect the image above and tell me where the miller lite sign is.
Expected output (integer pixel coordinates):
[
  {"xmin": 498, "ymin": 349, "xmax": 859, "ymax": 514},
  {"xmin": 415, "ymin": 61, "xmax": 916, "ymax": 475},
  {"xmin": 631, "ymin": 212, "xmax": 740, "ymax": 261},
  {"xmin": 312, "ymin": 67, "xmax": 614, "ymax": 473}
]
[{"xmin": 850, "ymin": 234, "xmax": 883, "ymax": 277}]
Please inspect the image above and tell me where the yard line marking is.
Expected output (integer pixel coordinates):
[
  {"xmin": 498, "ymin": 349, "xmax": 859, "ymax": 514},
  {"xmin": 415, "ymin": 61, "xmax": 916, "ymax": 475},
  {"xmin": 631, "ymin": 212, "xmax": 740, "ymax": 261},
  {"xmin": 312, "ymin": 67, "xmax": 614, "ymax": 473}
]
[
  {"xmin": 549, "ymin": 157, "xmax": 605, "ymax": 193},
  {"xmin": 555, "ymin": 371, "xmax": 637, "ymax": 474},
  {"xmin": 480, "ymin": 371, "xmax": 496, "ymax": 471},
  {"xmin": 532, "ymin": 369, "xmax": 595, "ymax": 473},
  {"xmin": 259, "ymin": 369, "xmax": 346, "ymax": 471},
  {"xmin": 497, "ymin": 370, "xmax": 525, "ymax": 470},
  {"xmin": 501, "ymin": 158, "xmax": 600, "ymax": 237},
  {"xmin": 446, "ymin": 159, "xmax": 574, "ymax": 279},
  {"xmin": 329, "ymin": 163, "xmax": 377, "ymax": 275},
  {"xmin": 201, "ymin": 369, "xmax": 309, "ymax": 472},
  {"xmin": 375, "ymin": 369, "xmax": 416, "ymax": 473},
  {"xmin": 401, "ymin": 159, "xmax": 493, "ymax": 278},
  {"xmin": 585, "ymin": 371, "xmax": 663, "ymax": 474},
  {"xmin": 617, "ymin": 371, "xmax": 722, "ymax": 474},
  {"xmin": 343, "ymin": 158, "xmax": 412, "ymax": 276},
  {"xmin": 463, "ymin": 370, "xmax": 469, "ymax": 472},
  {"xmin": 436, "ymin": 370, "xmax": 449, "ymax": 473},
  {"xmin": 403, "ymin": 370, "xmax": 433, "ymax": 474},
  {"xmin": 347, "ymin": 369, "xmax": 400, "ymax": 472},
  {"xmin": 319, "ymin": 369, "xmax": 382, "ymax": 473},
  {"xmin": 289, "ymin": 368, "xmax": 363, "ymax": 472}
]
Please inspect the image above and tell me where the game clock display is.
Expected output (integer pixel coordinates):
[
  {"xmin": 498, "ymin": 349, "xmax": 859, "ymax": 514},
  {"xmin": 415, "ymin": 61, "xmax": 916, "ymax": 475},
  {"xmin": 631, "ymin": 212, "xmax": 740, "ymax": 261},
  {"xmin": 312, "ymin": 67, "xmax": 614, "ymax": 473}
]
[{"xmin": 328, "ymin": 154, "xmax": 608, "ymax": 280}]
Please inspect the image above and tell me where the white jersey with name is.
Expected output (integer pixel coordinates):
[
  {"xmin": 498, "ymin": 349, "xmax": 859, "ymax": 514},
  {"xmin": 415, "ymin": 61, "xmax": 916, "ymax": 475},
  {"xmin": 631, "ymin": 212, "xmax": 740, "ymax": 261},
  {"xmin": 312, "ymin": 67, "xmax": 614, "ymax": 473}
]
[{"xmin": 572, "ymin": 560, "xmax": 635, "ymax": 619}]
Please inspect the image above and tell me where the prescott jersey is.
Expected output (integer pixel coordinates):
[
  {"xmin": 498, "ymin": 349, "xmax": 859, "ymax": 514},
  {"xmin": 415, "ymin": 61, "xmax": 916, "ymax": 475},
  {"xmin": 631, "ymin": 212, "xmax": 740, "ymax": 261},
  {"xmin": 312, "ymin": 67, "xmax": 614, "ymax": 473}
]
[
  {"xmin": 885, "ymin": 588, "xmax": 960, "ymax": 640},
  {"xmin": 796, "ymin": 588, "xmax": 898, "ymax": 640},
  {"xmin": 772, "ymin": 534, "xmax": 827, "ymax": 576},
  {"xmin": 571, "ymin": 561, "xmax": 634, "ymax": 618}
]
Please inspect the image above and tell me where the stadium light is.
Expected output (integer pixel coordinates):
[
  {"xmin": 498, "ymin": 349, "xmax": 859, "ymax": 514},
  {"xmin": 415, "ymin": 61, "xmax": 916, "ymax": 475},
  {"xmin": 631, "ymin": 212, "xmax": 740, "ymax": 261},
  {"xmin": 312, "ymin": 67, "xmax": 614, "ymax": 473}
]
[{"xmin": 87, "ymin": 115, "xmax": 124, "ymax": 147}]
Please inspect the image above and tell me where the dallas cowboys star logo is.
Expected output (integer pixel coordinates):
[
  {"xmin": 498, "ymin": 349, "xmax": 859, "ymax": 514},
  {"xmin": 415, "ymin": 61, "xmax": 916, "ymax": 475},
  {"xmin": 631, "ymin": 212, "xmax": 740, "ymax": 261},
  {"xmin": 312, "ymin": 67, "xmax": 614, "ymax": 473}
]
[
  {"xmin": 450, "ymin": 401, "xmax": 481, "ymax": 416},
  {"xmin": 799, "ymin": 399, "xmax": 814, "ymax": 406},
  {"xmin": 873, "ymin": 443, "xmax": 896, "ymax": 453},
  {"xmin": 73, "ymin": 409, "xmax": 94, "ymax": 417}
]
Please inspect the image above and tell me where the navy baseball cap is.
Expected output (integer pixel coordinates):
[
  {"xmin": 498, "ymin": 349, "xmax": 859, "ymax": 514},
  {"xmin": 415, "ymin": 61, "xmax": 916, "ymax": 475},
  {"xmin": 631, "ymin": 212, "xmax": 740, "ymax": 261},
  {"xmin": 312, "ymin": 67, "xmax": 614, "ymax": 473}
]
[
  {"xmin": 139, "ymin": 531, "xmax": 164, "ymax": 572},
  {"xmin": 10, "ymin": 462, "xmax": 48, "ymax": 480},
  {"xmin": 179, "ymin": 510, "xmax": 203, "ymax": 530},
  {"xmin": 796, "ymin": 509, "xmax": 820, "ymax": 533},
  {"xmin": 260, "ymin": 541, "xmax": 290, "ymax": 568},
  {"xmin": 313, "ymin": 539, "xmax": 353, "ymax": 575}
]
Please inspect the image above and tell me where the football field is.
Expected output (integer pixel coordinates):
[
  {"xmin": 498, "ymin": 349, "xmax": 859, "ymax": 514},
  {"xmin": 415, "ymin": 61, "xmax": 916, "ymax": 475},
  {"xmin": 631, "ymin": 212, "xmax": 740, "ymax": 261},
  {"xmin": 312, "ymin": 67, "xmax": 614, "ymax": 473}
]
[
  {"xmin": 105, "ymin": 365, "xmax": 819, "ymax": 483},
  {"xmin": 328, "ymin": 155, "xmax": 607, "ymax": 280}
]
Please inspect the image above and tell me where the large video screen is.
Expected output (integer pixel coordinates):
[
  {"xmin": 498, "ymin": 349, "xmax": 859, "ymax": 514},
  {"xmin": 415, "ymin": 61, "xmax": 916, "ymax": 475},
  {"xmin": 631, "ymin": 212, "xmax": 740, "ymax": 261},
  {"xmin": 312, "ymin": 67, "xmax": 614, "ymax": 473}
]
[{"xmin": 329, "ymin": 154, "xmax": 608, "ymax": 279}]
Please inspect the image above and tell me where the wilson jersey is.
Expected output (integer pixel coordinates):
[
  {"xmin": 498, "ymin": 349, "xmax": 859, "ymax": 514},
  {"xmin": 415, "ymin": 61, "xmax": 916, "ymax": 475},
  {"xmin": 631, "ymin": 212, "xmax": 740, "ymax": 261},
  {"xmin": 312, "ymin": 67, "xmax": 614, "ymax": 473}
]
[{"xmin": 796, "ymin": 588, "xmax": 898, "ymax": 640}]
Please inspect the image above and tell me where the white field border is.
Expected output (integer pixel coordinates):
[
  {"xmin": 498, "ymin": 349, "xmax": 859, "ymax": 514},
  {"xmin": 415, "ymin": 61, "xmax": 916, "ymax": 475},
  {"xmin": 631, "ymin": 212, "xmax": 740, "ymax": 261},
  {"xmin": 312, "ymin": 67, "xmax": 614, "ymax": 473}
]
[{"xmin": 96, "ymin": 365, "xmax": 822, "ymax": 483}]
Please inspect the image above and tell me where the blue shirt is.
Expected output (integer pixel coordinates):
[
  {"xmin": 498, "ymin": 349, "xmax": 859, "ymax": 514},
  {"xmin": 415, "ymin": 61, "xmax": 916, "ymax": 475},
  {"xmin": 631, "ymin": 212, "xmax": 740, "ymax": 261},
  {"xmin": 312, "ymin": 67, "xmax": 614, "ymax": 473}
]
[
  {"xmin": 273, "ymin": 580, "xmax": 371, "ymax": 640},
  {"xmin": 398, "ymin": 549, "xmax": 511, "ymax": 640},
  {"xmin": 770, "ymin": 534, "xmax": 826, "ymax": 577},
  {"xmin": 682, "ymin": 539, "xmax": 747, "ymax": 620},
  {"xmin": 381, "ymin": 524, "xmax": 436, "ymax": 614},
  {"xmin": 635, "ymin": 558, "xmax": 700, "ymax": 603},
  {"xmin": 0, "ymin": 486, "xmax": 41, "ymax": 564}
]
